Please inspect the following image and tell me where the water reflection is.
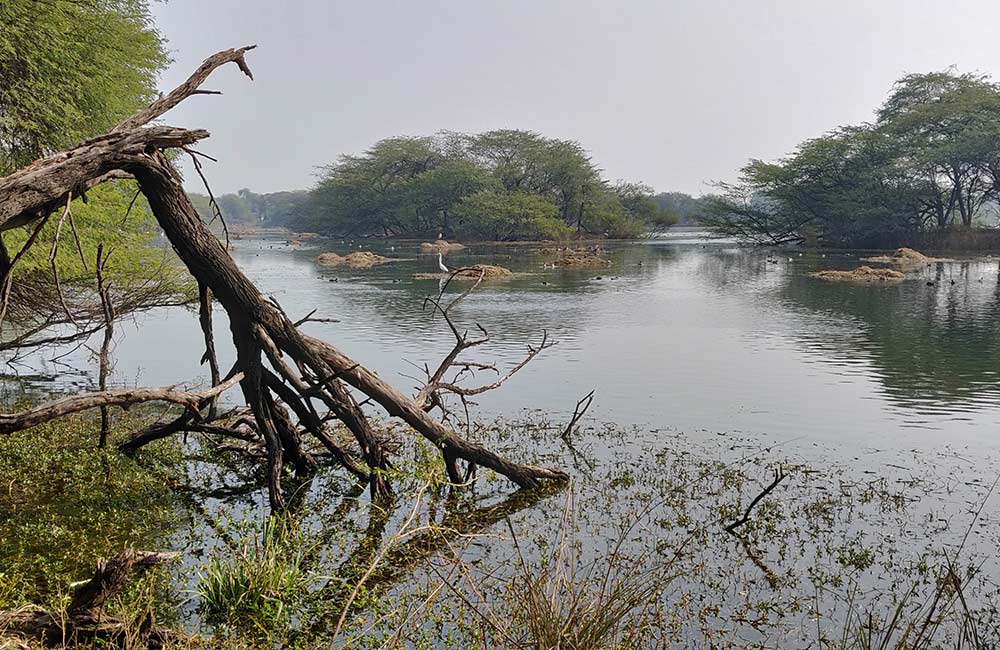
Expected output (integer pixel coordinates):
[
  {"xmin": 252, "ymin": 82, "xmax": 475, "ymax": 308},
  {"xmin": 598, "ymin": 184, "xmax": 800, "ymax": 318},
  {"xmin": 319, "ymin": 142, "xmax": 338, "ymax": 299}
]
[{"xmin": 9, "ymin": 234, "xmax": 1000, "ymax": 450}]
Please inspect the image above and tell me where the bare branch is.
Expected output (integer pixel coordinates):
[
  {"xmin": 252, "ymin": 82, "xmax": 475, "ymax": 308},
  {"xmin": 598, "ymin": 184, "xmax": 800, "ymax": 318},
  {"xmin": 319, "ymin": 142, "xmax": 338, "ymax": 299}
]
[
  {"xmin": 724, "ymin": 467, "xmax": 788, "ymax": 533},
  {"xmin": 562, "ymin": 389, "xmax": 595, "ymax": 441},
  {"xmin": 0, "ymin": 373, "xmax": 244, "ymax": 435}
]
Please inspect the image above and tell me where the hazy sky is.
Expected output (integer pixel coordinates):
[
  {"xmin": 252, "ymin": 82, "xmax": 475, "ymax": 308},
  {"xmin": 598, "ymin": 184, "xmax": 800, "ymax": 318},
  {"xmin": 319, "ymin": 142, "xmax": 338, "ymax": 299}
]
[{"xmin": 151, "ymin": 0, "xmax": 1000, "ymax": 197}]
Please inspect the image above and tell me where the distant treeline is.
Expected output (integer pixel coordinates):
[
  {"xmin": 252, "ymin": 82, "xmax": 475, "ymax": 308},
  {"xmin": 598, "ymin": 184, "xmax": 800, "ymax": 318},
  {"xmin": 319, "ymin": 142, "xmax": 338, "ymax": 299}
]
[
  {"xmin": 705, "ymin": 69, "xmax": 1000, "ymax": 248},
  {"xmin": 189, "ymin": 130, "xmax": 712, "ymax": 240}
]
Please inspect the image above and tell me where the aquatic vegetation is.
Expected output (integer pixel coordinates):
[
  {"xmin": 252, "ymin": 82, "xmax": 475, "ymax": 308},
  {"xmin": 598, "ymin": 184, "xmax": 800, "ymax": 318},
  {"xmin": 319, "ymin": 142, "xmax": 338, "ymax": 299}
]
[
  {"xmin": 196, "ymin": 516, "xmax": 311, "ymax": 633},
  {"xmin": 3, "ymin": 410, "xmax": 1000, "ymax": 649},
  {"xmin": 0, "ymin": 411, "xmax": 182, "ymax": 610}
]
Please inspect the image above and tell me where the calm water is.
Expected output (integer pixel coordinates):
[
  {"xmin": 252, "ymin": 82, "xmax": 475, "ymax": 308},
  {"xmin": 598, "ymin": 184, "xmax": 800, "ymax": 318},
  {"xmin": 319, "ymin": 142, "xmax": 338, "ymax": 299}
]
[{"xmin": 14, "ymin": 231, "xmax": 1000, "ymax": 455}]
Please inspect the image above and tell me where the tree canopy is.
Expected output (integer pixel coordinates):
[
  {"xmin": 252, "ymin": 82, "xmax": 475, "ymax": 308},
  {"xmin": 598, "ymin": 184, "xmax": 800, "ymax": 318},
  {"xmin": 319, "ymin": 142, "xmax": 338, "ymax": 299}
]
[
  {"xmin": 294, "ymin": 130, "xmax": 676, "ymax": 240},
  {"xmin": 0, "ymin": 0, "xmax": 188, "ymax": 346},
  {"xmin": 188, "ymin": 188, "xmax": 312, "ymax": 227},
  {"xmin": 704, "ymin": 69, "xmax": 1000, "ymax": 247},
  {"xmin": 0, "ymin": 0, "xmax": 168, "ymax": 174}
]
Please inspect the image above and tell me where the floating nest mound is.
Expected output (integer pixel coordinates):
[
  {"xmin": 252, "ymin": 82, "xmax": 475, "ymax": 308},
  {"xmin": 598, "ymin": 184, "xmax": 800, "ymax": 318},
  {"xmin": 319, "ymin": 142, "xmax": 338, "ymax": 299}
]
[
  {"xmin": 557, "ymin": 255, "xmax": 612, "ymax": 268},
  {"xmin": 860, "ymin": 247, "xmax": 950, "ymax": 268},
  {"xmin": 540, "ymin": 246, "xmax": 612, "ymax": 268},
  {"xmin": 455, "ymin": 264, "xmax": 512, "ymax": 279},
  {"xmin": 420, "ymin": 239, "xmax": 466, "ymax": 253},
  {"xmin": 414, "ymin": 264, "xmax": 513, "ymax": 281},
  {"xmin": 315, "ymin": 251, "xmax": 390, "ymax": 269},
  {"xmin": 810, "ymin": 266, "xmax": 905, "ymax": 283}
]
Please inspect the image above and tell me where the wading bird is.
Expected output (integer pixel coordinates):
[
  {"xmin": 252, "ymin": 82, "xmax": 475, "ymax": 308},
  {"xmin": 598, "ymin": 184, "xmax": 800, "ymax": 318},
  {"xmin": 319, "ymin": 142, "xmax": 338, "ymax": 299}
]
[{"xmin": 437, "ymin": 253, "xmax": 450, "ymax": 273}]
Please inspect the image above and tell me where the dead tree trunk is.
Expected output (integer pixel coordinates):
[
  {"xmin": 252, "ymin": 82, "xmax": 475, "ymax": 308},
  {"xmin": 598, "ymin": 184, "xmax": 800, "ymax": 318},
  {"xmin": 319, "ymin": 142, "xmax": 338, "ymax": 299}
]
[
  {"xmin": 0, "ymin": 550, "xmax": 180, "ymax": 647},
  {"xmin": 0, "ymin": 45, "xmax": 567, "ymax": 510}
]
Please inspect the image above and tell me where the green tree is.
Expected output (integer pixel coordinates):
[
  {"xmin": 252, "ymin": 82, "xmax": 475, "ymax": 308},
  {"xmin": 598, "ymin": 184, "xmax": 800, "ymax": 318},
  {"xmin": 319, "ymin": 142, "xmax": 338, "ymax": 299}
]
[
  {"xmin": 452, "ymin": 191, "xmax": 571, "ymax": 241},
  {"xmin": 308, "ymin": 129, "xmax": 660, "ymax": 240},
  {"xmin": 706, "ymin": 69, "xmax": 1000, "ymax": 247},
  {"xmin": 615, "ymin": 182, "xmax": 678, "ymax": 231},
  {"xmin": 877, "ymin": 70, "xmax": 1000, "ymax": 228},
  {"xmin": 409, "ymin": 159, "xmax": 498, "ymax": 237},
  {"xmin": 0, "ymin": 0, "xmax": 189, "ymax": 349},
  {"xmin": 0, "ymin": 0, "xmax": 168, "ymax": 173}
]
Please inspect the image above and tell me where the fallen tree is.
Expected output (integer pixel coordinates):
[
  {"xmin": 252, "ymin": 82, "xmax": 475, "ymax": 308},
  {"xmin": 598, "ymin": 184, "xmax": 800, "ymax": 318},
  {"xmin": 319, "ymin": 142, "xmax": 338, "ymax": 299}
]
[{"xmin": 0, "ymin": 46, "xmax": 567, "ymax": 510}]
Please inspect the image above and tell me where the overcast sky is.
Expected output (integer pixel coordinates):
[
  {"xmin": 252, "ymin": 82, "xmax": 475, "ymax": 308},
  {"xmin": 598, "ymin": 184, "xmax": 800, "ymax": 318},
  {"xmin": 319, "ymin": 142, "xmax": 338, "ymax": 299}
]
[{"xmin": 151, "ymin": 0, "xmax": 1000, "ymax": 197}]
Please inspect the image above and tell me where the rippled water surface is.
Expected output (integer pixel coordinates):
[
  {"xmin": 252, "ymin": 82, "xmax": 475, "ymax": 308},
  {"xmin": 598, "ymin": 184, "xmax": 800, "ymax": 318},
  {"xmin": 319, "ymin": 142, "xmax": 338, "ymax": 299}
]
[{"xmin": 16, "ymin": 231, "xmax": 1000, "ymax": 453}]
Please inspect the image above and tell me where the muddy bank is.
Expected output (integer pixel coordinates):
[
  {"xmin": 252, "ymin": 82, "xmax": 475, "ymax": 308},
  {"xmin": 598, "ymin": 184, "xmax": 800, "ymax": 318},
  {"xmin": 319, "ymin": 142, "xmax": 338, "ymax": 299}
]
[
  {"xmin": 860, "ymin": 247, "xmax": 951, "ymax": 268},
  {"xmin": 414, "ymin": 263, "xmax": 513, "ymax": 280}
]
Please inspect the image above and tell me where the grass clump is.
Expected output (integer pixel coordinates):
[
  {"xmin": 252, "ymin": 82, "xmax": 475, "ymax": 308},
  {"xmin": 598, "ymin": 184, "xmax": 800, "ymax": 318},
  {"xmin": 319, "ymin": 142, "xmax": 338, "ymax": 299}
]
[{"xmin": 197, "ymin": 516, "xmax": 311, "ymax": 633}]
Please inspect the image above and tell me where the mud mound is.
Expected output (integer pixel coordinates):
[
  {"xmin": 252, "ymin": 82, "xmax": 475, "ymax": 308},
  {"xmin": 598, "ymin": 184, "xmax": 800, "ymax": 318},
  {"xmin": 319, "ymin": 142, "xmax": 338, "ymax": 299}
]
[
  {"xmin": 861, "ymin": 247, "xmax": 950, "ymax": 267},
  {"xmin": 810, "ymin": 266, "xmax": 905, "ymax": 283},
  {"xmin": 316, "ymin": 251, "xmax": 390, "ymax": 269},
  {"xmin": 454, "ymin": 264, "xmax": 513, "ymax": 279},
  {"xmin": 413, "ymin": 264, "xmax": 513, "ymax": 281},
  {"xmin": 541, "ymin": 246, "xmax": 611, "ymax": 268},
  {"xmin": 420, "ymin": 239, "xmax": 466, "ymax": 253}
]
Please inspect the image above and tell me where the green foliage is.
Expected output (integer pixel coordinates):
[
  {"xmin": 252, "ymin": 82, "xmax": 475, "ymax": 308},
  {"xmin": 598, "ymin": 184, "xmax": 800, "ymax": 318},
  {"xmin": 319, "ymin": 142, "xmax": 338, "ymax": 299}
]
[
  {"xmin": 708, "ymin": 69, "xmax": 1000, "ymax": 247},
  {"xmin": 0, "ymin": 0, "xmax": 168, "ymax": 174},
  {"xmin": 0, "ymin": 411, "xmax": 181, "ymax": 609},
  {"xmin": 188, "ymin": 189, "xmax": 313, "ymax": 228},
  {"xmin": 197, "ymin": 516, "xmax": 311, "ymax": 632},
  {"xmin": 0, "ymin": 1, "xmax": 190, "ymax": 332},
  {"xmin": 652, "ymin": 191, "xmax": 711, "ymax": 225},
  {"xmin": 452, "ymin": 190, "xmax": 571, "ymax": 241},
  {"xmin": 306, "ymin": 130, "xmax": 666, "ymax": 240},
  {"xmin": 1, "ymin": 181, "xmax": 194, "ymax": 329}
]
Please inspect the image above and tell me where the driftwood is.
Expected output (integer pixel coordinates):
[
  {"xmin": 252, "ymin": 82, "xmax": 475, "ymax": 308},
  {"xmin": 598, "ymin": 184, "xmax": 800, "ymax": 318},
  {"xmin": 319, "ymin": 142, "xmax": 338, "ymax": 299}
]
[
  {"xmin": 0, "ymin": 550, "xmax": 180, "ymax": 647},
  {"xmin": 0, "ymin": 45, "xmax": 567, "ymax": 510}
]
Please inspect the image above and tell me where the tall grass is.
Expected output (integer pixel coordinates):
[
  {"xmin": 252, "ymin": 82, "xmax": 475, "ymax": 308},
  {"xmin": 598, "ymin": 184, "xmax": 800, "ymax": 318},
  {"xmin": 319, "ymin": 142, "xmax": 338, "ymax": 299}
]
[
  {"xmin": 500, "ymin": 494, "xmax": 677, "ymax": 650},
  {"xmin": 196, "ymin": 516, "xmax": 310, "ymax": 631}
]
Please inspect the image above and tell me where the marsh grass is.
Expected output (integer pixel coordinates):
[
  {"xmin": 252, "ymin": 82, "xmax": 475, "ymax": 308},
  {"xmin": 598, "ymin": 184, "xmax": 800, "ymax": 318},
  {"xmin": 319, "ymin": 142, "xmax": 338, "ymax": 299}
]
[
  {"xmin": 502, "ymin": 493, "xmax": 675, "ymax": 650},
  {"xmin": 196, "ymin": 515, "xmax": 311, "ymax": 633},
  {"xmin": 5, "ymin": 414, "xmax": 1000, "ymax": 649},
  {"xmin": 0, "ymin": 410, "xmax": 181, "ymax": 610}
]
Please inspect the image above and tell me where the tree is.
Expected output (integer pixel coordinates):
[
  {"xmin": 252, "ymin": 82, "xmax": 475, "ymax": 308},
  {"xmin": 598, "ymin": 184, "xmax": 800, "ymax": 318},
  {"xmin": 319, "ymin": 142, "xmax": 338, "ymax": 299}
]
[
  {"xmin": 877, "ymin": 70, "xmax": 1000, "ymax": 228},
  {"xmin": 705, "ymin": 69, "xmax": 1000, "ymax": 247},
  {"xmin": 0, "ymin": 47, "xmax": 567, "ymax": 524},
  {"xmin": 307, "ymin": 128, "xmax": 662, "ymax": 240},
  {"xmin": 452, "ymin": 191, "xmax": 570, "ymax": 241},
  {"xmin": 310, "ymin": 136, "xmax": 446, "ymax": 236},
  {"xmin": 615, "ymin": 182, "xmax": 678, "ymax": 231},
  {"xmin": 0, "ymin": 0, "xmax": 188, "ymax": 353},
  {"xmin": 652, "ymin": 192, "xmax": 711, "ymax": 225},
  {"xmin": 0, "ymin": 0, "xmax": 167, "ymax": 173},
  {"xmin": 408, "ymin": 159, "xmax": 497, "ymax": 236}
]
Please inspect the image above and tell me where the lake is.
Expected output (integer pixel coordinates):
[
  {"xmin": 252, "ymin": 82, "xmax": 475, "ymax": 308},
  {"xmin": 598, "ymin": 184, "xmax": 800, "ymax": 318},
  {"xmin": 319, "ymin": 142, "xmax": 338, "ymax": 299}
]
[
  {"xmin": 16, "ymin": 230, "xmax": 1000, "ymax": 457},
  {"xmin": 10, "ymin": 230, "xmax": 1000, "ymax": 644}
]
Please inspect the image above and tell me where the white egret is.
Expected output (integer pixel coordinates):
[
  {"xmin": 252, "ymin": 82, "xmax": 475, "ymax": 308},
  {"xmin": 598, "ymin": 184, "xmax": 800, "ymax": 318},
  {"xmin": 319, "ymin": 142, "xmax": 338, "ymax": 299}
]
[{"xmin": 437, "ymin": 253, "xmax": 450, "ymax": 273}]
